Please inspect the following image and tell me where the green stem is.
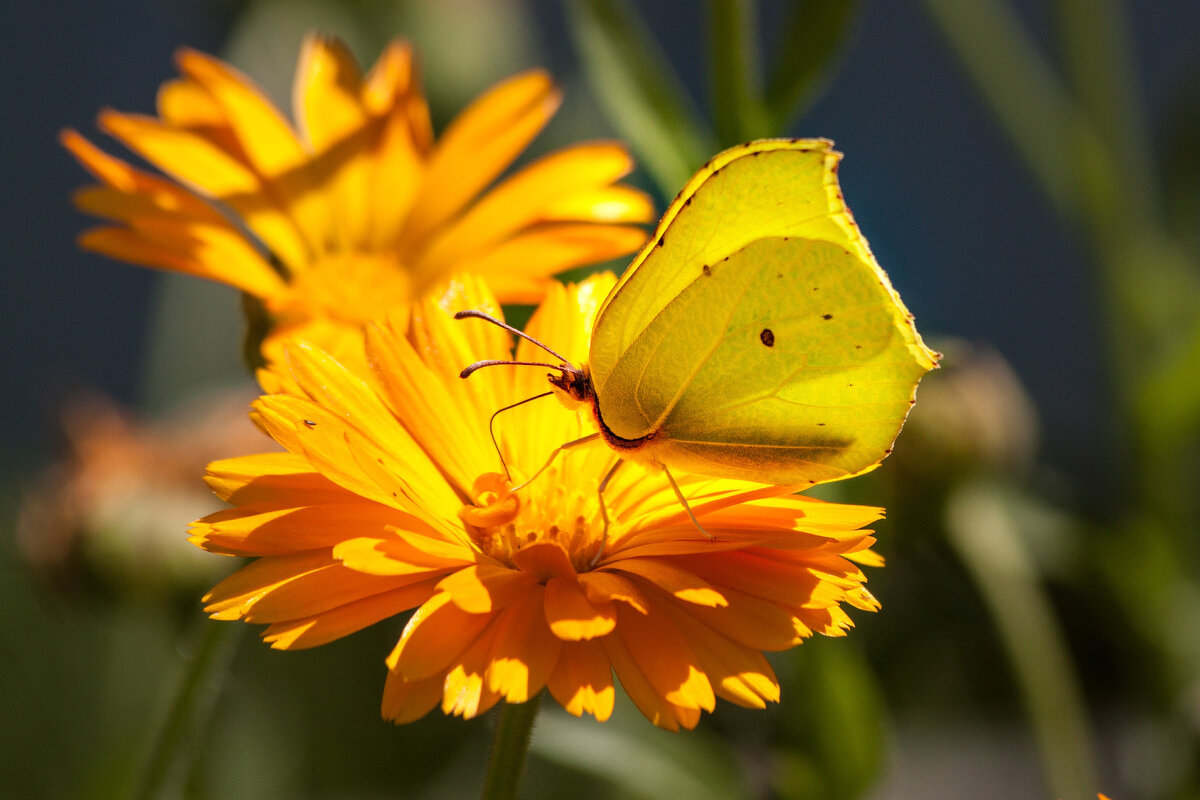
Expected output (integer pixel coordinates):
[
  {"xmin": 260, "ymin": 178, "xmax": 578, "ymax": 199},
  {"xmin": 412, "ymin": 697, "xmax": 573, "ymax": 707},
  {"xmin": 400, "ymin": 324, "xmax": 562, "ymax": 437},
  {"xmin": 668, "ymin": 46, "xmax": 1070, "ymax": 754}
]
[
  {"xmin": 945, "ymin": 480, "xmax": 1098, "ymax": 800},
  {"xmin": 480, "ymin": 694, "xmax": 543, "ymax": 800},
  {"xmin": 134, "ymin": 620, "xmax": 242, "ymax": 800},
  {"xmin": 708, "ymin": 0, "xmax": 766, "ymax": 145}
]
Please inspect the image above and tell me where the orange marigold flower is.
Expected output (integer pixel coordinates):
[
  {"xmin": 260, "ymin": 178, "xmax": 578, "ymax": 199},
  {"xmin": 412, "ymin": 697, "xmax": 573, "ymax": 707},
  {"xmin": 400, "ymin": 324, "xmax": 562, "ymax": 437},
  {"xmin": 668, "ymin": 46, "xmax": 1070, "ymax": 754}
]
[
  {"xmin": 62, "ymin": 35, "xmax": 653, "ymax": 370},
  {"xmin": 190, "ymin": 274, "xmax": 885, "ymax": 730}
]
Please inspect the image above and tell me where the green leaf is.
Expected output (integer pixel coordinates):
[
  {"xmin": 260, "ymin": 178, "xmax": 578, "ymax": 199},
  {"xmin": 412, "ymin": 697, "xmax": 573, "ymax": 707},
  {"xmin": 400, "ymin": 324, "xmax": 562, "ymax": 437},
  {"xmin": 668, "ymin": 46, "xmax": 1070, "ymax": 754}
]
[
  {"xmin": 763, "ymin": 0, "xmax": 863, "ymax": 131},
  {"xmin": 708, "ymin": 0, "xmax": 769, "ymax": 145},
  {"xmin": 565, "ymin": 0, "xmax": 716, "ymax": 194}
]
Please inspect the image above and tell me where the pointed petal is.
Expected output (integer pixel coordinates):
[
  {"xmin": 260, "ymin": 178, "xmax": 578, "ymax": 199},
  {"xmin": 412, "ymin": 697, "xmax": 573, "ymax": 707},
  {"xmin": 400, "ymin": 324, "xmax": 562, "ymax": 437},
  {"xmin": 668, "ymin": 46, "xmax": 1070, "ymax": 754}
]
[
  {"xmin": 203, "ymin": 452, "xmax": 348, "ymax": 505},
  {"xmin": 412, "ymin": 142, "xmax": 643, "ymax": 274},
  {"xmin": 400, "ymin": 70, "xmax": 560, "ymax": 253},
  {"xmin": 381, "ymin": 668, "xmax": 444, "ymax": 724},
  {"xmin": 437, "ymin": 564, "xmax": 535, "ymax": 614},
  {"xmin": 486, "ymin": 585, "xmax": 562, "ymax": 702},
  {"xmin": 610, "ymin": 558, "xmax": 727, "ymax": 607},
  {"xmin": 547, "ymin": 640, "xmax": 615, "ymax": 721},
  {"xmin": 388, "ymin": 592, "xmax": 492, "ymax": 681},
  {"xmin": 263, "ymin": 579, "xmax": 438, "ymax": 649},
  {"xmin": 544, "ymin": 576, "xmax": 616, "ymax": 641}
]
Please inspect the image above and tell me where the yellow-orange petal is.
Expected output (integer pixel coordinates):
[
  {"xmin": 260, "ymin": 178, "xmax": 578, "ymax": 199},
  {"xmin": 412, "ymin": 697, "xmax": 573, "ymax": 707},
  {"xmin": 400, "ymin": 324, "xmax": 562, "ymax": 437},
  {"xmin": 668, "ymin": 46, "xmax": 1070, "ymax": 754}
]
[
  {"xmin": 382, "ymin": 668, "xmax": 444, "ymax": 724},
  {"xmin": 545, "ymin": 576, "xmax": 617, "ymax": 641},
  {"xmin": 599, "ymin": 625, "xmax": 692, "ymax": 732},
  {"xmin": 98, "ymin": 110, "xmax": 311, "ymax": 271},
  {"xmin": 204, "ymin": 452, "xmax": 347, "ymax": 505},
  {"xmin": 683, "ymin": 584, "xmax": 806, "ymax": 651},
  {"xmin": 486, "ymin": 585, "xmax": 562, "ymax": 702},
  {"xmin": 547, "ymin": 640, "xmax": 615, "ymax": 721},
  {"xmin": 430, "ymin": 223, "xmax": 649, "ymax": 299},
  {"xmin": 658, "ymin": 597, "xmax": 780, "ymax": 709},
  {"xmin": 263, "ymin": 579, "xmax": 438, "ymax": 649},
  {"xmin": 363, "ymin": 322, "xmax": 497, "ymax": 493},
  {"xmin": 157, "ymin": 76, "xmax": 228, "ymax": 131},
  {"xmin": 283, "ymin": 342, "xmax": 466, "ymax": 518},
  {"xmin": 437, "ymin": 564, "xmax": 535, "ymax": 614},
  {"xmin": 201, "ymin": 550, "xmax": 335, "ymax": 619},
  {"xmin": 190, "ymin": 502, "xmax": 402, "ymax": 556},
  {"xmin": 541, "ymin": 184, "xmax": 656, "ymax": 223},
  {"xmin": 251, "ymin": 394, "xmax": 407, "ymax": 512},
  {"xmin": 332, "ymin": 535, "xmax": 471, "ymax": 577},
  {"xmin": 62, "ymin": 130, "xmax": 228, "ymax": 224},
  {"xmin": 388, "ymin": 592, "xmax": 491, "ymax": 681},
  {"xmin": 578, "ymin": 570, "xmax": 650, "ymax": 615},
  {"xmin": 294, "ymin": 35, "xmax": 375, "ymax": 250},
  {"xmin": 174, "ymin": 48, "xmax": 306, "ymax": 180},
  {"xmin": 612, "ymin": 602, "xmax": 715, "ymax": 713},
  {"xmin": 78, "ymin": 218, "xmax": 286, "ymax": 299},
  {"xmin": 412, "ymin": 142, "xmax": 643, "ymax": 274},
  {"xmin": 442, "ymin": 621, "xmax": 504, "ymax": 719},
  {"xmin": 611, "ymin": 558, "xmax": 727, "ymax": 607},
  {"xmin": 399, "ymin": 70, "xmax": 560, "ymax": 253}
]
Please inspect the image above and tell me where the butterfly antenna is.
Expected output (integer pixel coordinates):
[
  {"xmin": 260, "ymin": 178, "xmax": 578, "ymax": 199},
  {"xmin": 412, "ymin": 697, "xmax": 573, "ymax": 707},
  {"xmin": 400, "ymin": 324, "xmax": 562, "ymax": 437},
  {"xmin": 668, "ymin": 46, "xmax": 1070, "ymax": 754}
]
[
  {"xmin": 662, "ymin": 465, "xmax": 714, "ymax": 540},
  {"xmin": 460, "ymin": 359, "xmax": 570, "ymax": 379},
  {"xmin": 454, "ymin": 310, "xmax": 573, "ymax": 365},
  {"xmin": 487, "ymin": 392, "xmax": 554, "ymax": 480}
]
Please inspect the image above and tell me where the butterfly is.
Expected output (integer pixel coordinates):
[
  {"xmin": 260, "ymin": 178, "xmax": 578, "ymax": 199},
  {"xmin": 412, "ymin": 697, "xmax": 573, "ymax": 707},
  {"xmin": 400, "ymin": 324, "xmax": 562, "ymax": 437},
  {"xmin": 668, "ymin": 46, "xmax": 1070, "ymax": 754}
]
[{"xmin": 459, "ymin": 138, "xmax": 937, "ymax": 519}]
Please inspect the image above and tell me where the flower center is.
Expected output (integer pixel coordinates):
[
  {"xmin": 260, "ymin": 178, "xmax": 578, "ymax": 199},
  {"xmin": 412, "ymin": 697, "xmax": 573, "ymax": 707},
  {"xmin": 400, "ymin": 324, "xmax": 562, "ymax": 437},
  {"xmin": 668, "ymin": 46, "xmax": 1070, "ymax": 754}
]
[
  {"xmin": 458, "ymin": 472, "xmax": 605, "ymax": 571},
  {"xmin": 269, "ymin": 251, "xmax": 412, "ymax": 325}
]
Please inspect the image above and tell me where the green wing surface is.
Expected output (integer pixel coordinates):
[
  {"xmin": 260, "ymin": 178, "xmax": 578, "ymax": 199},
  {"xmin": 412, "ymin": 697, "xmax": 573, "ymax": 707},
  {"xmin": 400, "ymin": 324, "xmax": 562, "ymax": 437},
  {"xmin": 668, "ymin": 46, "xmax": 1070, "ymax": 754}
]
[
  {"xmin": 593, "ymin": 235, "xmax": 934, "ymax": 485},
  {"xmin": 589, "ymin": 139, "xmax": 886, "ymax": 394}
]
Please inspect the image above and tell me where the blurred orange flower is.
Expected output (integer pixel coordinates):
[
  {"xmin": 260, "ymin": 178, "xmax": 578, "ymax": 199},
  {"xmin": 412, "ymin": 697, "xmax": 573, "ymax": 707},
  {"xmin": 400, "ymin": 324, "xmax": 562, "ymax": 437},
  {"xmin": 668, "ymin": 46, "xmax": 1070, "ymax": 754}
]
[
  {"xmin": 190, "ymin": 274, "xmax": 885, "ymax": 730},
  {"xmin": 62, "ymin": 35, "xmax": 653, "ymax": 370}
]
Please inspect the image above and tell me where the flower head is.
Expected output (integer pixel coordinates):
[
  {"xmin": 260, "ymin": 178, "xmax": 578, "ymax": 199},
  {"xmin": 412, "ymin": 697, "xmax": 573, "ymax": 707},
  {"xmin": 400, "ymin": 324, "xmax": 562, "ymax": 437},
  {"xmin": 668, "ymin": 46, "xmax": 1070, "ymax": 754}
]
[
  {"xmin": 191, "ymin": 274, "xmax": 886, "ymax": 730},
  {"xmin": 62, "ymin": 35, "xmax": 653, "ymax": 369}
]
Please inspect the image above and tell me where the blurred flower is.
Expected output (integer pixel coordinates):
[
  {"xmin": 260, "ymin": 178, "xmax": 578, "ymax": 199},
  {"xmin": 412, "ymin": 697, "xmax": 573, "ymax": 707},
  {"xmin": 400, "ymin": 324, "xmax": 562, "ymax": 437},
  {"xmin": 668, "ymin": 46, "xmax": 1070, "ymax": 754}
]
[
  {"xmin": 62, "ymin": 35, "xmax": 653, "ymax": 371},
  {"xmin": 893, "ymin": 338, "xmax": 1039, "ymax": 482},
  {"xmin": 17, "ymin": 388, "xmax": 269, "ymax": 597},
  {"xmin": 190, "ymin": 274, "xmax": 885, "ymax": 730}
]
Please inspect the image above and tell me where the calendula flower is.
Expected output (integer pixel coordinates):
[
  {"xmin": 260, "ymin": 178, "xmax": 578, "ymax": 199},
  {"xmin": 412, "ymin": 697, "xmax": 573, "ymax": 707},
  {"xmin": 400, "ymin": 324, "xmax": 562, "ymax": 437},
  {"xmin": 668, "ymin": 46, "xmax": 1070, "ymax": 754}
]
[
  {"xmin": 190, "ymin": 273, "xmax": 886, "ymax": 730},
  {"xmin": 62, "ymin": 35, "xmax": 653, "ymax": 369}
]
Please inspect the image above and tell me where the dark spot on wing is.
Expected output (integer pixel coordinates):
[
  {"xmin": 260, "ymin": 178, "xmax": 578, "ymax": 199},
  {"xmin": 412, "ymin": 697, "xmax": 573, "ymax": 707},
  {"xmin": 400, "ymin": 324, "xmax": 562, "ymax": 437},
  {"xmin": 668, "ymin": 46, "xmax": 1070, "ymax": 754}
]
[
  {"xmin": 817, "ymin": 422, "xmax": 826, "ymax": 427},
  {"xmin": 760, "ymin": 329, "xmax": 775, "ymax": 347},
  {"xmin": 302, "ymin": 419, "xmax": 317, "ymax": 428},
  {"xmin": 656, "ymin": 236, "xmax": 665, "ymax": 248},
  {"xmin": 822, "ymin": 313, "xmax": 833, "ymax": 320},
  {"xmin": 776, "ymin": 272, "xmax": 782, "ymax": 279},
  {"xmin": 702, "ymin": 264, "xmax": 711, "ymax": 276}
]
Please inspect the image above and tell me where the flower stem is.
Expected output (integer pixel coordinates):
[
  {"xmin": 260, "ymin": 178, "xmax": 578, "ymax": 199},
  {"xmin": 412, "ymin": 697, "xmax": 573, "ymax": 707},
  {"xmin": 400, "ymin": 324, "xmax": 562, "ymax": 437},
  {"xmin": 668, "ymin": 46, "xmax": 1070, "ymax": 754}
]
[
  {"xmin": 480, "ymin": 694, "xmax": 543, "ymax": 800},
  {"xmin": 945, "ymin": 480, "xmax": 1098, "ymax": 800},
  {"xmin": 134, "ymin": 619, "xmax": 242, "ymax": 800}
]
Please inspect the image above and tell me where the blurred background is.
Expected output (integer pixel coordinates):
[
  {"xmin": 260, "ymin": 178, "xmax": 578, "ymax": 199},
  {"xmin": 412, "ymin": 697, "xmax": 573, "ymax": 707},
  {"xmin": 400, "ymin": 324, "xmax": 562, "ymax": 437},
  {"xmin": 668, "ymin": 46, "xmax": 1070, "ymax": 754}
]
[{"xmin": 4, "ymin": 0, "xmax": 1199, "ymax": 797}]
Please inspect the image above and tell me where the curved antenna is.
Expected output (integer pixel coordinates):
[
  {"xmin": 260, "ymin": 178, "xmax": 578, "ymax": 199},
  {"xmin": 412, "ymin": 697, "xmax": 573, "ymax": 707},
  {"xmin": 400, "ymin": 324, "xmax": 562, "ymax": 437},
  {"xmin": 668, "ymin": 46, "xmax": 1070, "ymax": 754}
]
[
  {"xmin": 460, "ymin": 359, "xmax": 570, "ymax": 379},
  {"xmin": 486, "ymin": 391, "xmax": 554, "ymax": 479},
  {"xmin": 454, "ymin": 309, "xmax": 573, "ymax": 365}
]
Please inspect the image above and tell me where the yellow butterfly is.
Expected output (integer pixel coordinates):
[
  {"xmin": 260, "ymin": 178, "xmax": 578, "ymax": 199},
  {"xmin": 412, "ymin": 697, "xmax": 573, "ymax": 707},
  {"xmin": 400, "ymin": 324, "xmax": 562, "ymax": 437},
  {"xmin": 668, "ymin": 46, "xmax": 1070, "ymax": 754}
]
[{"xmin": 460, "ymin": 139, "xmax": 937, "ymax": 510}]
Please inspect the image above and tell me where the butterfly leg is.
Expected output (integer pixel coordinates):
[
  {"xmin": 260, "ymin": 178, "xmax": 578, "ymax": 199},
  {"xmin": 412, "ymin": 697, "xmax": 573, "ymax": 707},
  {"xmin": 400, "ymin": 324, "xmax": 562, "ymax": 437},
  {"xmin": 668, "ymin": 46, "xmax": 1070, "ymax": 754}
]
[
  {"xmin": 511, "ymin": 432, "xmax": 601, "ymax": 493},
  {"xmin": 487, "ymin": 391, "xmax": 554, "ymax": 480},
  {"xmin": 662, "ymin": 465, "xmax": 714, "ymax": 540},
  {"xmin": 589, "ymin": 458, "xmax": 626, "ymax": 568}
]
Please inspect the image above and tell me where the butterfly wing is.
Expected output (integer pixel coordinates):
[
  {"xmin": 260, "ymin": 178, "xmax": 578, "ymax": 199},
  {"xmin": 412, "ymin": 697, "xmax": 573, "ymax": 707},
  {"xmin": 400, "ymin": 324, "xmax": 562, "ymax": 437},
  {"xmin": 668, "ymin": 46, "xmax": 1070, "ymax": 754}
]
[
  {"xmin": 590, "ymin": 139, "xmax": 886, "ymax": 395},
  {"xmin": 588, "ymin": 140, "xmax": 937, "ymax": 485}
]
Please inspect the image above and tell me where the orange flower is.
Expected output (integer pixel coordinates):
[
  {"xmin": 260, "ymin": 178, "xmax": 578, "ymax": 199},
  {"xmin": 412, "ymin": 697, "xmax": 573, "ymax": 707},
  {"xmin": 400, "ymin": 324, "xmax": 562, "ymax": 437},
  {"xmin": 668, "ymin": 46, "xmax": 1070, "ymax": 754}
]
[
  {"xmin": 62, "ymin": 35, "xmax": 653, "ymax": 370},
  {"xmin": 190, "ymin": 273, "xmax": 886, "ymax": 730}
]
